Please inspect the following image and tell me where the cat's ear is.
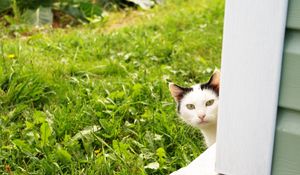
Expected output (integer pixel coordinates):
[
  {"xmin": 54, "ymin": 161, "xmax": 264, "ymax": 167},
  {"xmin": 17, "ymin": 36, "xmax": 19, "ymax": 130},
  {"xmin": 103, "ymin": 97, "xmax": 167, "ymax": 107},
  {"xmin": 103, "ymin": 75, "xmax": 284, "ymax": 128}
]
[
  {"xmin": 169, "ymin": 83, "xmax": 191, "ymax": 102},
  {"xmin": 202, "ymin": 70, "xmax": 220, "ymax": 95}
]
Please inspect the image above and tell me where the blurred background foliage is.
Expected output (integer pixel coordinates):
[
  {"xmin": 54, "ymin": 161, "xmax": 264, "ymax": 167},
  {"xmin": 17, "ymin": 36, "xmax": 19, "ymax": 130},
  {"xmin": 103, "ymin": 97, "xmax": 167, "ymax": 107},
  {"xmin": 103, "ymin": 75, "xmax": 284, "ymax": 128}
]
[{"xmin": 0, "ymin": 0, "xmax": 159, "ymax": 28}]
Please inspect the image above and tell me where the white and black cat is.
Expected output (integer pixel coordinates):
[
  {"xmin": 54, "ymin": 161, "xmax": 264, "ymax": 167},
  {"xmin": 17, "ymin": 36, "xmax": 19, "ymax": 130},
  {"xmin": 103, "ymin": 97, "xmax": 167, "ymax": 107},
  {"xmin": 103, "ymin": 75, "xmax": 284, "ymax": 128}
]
[{"xmin": 169, "ymin": 70, "xmax": 220, "ymax": 147}]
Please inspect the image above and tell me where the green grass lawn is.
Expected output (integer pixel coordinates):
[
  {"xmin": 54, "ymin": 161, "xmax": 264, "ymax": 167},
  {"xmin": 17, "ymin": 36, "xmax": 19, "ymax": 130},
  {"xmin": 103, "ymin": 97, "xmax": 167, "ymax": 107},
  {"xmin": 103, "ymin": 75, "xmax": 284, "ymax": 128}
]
[{"xmin": 0, "ymin": 0, "xmax": 224, "ymax": 174}]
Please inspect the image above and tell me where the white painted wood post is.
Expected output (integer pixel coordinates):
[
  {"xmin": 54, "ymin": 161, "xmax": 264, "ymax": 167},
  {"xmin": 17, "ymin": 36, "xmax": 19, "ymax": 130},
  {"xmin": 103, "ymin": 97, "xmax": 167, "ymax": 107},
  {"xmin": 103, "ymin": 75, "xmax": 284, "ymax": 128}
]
[
  {"xmin": 170, "ymin": 144, "xmax": 217, "ymax": 175},
  {"xmin": 216, "ymin": 0, "xmax": 288, "ymax": 175}
]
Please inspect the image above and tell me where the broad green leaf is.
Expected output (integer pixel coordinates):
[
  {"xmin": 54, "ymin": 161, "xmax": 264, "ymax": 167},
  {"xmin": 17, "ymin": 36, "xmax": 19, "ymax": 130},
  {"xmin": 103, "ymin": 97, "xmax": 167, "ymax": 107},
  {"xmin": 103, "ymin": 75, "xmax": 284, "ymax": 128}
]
[
  {"xmin": 56, "ymin": 148, "xmax": 72, "ymax": 163},
  {"xmin": 156, "ymin": 147, "xmax": 166, "ymax": 164},
  {"xmin": 12, "ymin": 139, "xmax": 34, "ymax": 154},
  {"xmin": 62, "ymin": 4, "xmax": 88, "ymax": 23},
  {"xmin": 33, "ymin": 110, "xmax": 46, "ymax": 124},
  {"xmin": 79, "ymin": 2, "xmax": 102, "ymax": 18},
  {"xmin": 40, "ymin": 122, "xmax": 52, "ymax": 147},
  {"xmin": 22, "ymin": 6, "xmax": 53, "ymax": 27},
  {"xmin": 25, "ymin": 121, "xmax": 34, "ymax": 129},
  {"xmin": 17, "ymin": 0, "xmax": 52, "ymax": 10},
  {"xmin": 0, "ymin": 0, "xmax": 11, "ymax": 13}
]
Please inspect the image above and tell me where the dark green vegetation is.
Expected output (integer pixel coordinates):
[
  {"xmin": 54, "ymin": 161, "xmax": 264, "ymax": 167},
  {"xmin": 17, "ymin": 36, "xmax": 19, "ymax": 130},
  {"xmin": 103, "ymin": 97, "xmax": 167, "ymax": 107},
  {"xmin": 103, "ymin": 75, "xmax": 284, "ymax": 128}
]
[
  {"xmin": 0, "ymin": 0, "xmax": 158, "ymax": 29},
  {"xmin": 0, "ymin": 0, "xmax": 223, "ymax": 174}
]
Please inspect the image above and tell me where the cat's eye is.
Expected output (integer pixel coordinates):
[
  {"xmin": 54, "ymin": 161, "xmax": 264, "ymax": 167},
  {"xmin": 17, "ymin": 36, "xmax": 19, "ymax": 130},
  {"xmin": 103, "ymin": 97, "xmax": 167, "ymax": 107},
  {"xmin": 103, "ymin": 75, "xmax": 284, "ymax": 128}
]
[
  {"xmin": 186, "ymin": 104, "xmax": 195, "ymax": 110},
  {"xmin": 205, "ymin": 99, "xmax": 214, "ymax": 106}
]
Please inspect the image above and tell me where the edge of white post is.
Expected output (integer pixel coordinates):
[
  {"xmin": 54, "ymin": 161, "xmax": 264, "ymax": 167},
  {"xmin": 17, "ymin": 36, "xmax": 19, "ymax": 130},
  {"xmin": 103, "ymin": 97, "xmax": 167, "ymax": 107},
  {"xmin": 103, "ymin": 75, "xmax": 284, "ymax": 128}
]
[
  {"xmin": 216, "ymin": 0, "xmax": 288, "ymax": 174},
  {"xmin": 170, "ymin": 144, "xmax": 217, "ymax": 175}
]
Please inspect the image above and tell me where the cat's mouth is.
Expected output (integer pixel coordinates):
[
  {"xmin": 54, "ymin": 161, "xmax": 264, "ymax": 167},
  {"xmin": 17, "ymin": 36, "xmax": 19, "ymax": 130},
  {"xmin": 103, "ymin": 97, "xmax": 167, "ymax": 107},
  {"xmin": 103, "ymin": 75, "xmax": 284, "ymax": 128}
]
[{"xmin": 198, "ymin": 120, "xmax": 208, "ymax": 124}]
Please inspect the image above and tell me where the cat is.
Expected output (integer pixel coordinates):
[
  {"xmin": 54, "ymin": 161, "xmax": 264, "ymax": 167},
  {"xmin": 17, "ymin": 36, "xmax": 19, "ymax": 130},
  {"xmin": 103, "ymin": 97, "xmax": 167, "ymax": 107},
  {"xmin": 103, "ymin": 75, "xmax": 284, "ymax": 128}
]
[{"xmin": 169, "ymin": 70, "xmax": 220, "ymax": 147}]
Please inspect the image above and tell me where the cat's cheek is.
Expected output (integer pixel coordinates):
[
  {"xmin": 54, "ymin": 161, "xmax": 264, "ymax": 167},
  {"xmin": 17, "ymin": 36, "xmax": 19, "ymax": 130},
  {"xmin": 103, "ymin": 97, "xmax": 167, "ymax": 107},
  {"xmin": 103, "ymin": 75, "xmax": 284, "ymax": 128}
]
[
  {"xmin": 179, "ymin": 112, "xmax": 193, "ymax": 125},
  {"xmin": 180, "ymin": 115, "xmax": 191, "ymax": 124},
  {"xmin": 208, "ymin": 107, "xmax": 218, "ymax": 116},
  {"xmin": 191, "ymin": 119, "xmax": 202, "ymax": 128}
]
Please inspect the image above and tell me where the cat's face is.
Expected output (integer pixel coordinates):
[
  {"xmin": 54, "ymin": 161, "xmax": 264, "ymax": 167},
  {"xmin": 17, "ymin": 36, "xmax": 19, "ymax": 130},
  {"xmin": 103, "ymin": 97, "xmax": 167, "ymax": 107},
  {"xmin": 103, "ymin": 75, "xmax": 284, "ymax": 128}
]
[
  {"xmin": 178, "ymin": 86, "xmax": 218, "ymax": 129},
  {"xmin": 169, "ymin": 71, "xmax": 220, "ymax": 129}
]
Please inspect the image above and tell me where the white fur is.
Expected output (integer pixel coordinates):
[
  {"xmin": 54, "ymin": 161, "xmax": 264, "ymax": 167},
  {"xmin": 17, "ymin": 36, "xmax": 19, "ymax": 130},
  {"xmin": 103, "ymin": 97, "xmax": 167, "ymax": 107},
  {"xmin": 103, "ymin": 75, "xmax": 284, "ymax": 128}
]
[{"xmin": 179, "ymin": 84, "xmax": 218, "ymax": 147}]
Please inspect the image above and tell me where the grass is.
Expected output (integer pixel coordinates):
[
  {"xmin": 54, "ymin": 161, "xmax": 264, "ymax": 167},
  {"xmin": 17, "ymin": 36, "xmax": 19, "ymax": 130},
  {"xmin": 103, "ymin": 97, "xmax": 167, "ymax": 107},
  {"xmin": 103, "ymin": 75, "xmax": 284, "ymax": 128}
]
[{"xmin": 0, "ymin": 0, "xmax": 224, "ymax": 174}]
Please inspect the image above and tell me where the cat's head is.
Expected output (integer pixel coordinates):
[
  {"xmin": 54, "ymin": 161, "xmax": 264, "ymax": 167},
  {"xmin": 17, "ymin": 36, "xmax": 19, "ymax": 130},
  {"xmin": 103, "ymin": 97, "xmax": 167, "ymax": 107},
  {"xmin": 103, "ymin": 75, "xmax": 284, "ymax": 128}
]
[{"xmin": 169, "ymin": 70, "xmax": 220, "ymax": 129}]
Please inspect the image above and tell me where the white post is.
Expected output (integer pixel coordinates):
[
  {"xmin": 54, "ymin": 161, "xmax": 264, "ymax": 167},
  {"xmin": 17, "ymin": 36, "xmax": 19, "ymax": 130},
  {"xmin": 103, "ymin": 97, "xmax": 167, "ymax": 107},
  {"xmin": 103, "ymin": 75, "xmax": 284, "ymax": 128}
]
[{"xmin": 216, "ymin": 0, "xmax": 288, "ymax": 175}]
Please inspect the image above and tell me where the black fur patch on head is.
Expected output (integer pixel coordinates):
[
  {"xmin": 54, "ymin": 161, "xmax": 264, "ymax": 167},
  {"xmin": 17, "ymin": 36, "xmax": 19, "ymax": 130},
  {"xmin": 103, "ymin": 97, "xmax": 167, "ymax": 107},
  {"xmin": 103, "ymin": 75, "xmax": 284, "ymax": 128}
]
[
  {"xmin": 169, "ymin": 83, "xmax": 193, "ymax": 102},
  {"xmin": 200, "ymin": 71, "xmax": 220, "ymax": 96},
  {"xmin": 175, "ymin": 86, "xmax": 193, "ymax": 101},
  {"xmin": 176, "ymin": 87, "xmax": 192, "ymax": 113},
  {"xmin": 169, "ymin": 83, "xmax": 193, "ymax": 114},
  {"xmin": 200, "ymin": 83, "xmax": 219, "ymax": 96}
]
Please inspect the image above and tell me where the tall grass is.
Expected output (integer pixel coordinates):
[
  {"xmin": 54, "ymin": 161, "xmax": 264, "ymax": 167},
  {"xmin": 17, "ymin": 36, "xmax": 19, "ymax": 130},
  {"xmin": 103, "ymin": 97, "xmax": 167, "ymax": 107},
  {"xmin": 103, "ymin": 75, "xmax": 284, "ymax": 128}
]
[{"xmin": 0, "ymin": 0, "xmax": 224, "ymax": 174}]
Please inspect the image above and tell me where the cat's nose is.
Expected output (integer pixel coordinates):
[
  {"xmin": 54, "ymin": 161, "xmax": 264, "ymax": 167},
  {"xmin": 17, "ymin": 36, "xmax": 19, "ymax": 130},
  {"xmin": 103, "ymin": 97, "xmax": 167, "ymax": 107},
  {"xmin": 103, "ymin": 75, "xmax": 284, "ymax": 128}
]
[{"xmin": 198, "ymin": 114, "xmax": 206, "ymax": 120}]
